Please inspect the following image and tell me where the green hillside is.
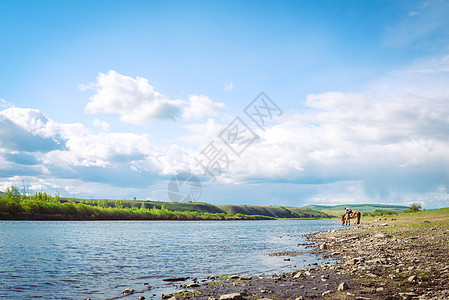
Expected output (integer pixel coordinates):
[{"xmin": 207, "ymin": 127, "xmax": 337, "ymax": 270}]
[
  {"xmin": 218, "ymin": 204, "xmax": 333, "ymax": 219},
  {"xmin": 304, "ymin": 204, "xmax": 408, "ymax": 212}
]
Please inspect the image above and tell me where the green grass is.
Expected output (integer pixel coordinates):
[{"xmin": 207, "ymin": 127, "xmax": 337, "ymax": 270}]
[
  {"xmin": 217, "ymin": 204, "xmax": 333, "ymax": 219},
  {"xmin": 305, "ymin": 204, "xmax": 408, "ymax": 212},
  {"xmin": 0, "ymin": 187, "xmax": 273, "ymax": 221}
]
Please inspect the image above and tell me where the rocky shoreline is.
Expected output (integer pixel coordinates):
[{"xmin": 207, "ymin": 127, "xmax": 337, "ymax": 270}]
[{"xmin": 155, "ymin": 218, "xmax": 449, "ymax": 300}]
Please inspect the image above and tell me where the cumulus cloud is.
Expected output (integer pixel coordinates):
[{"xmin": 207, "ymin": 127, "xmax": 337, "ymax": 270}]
[
  {"xmin": 0, "ymin": 108, "xmax": 67, "ymax": 153},
  {"xmin": 183, "ymin": 95, "xmax": 225, "ymax": 119},
  {"xmin": 85, "ymin": 70, "xmax": 183, "ymax": 124},
  {"xmin": 92, "ymin": 118, "xmax": 110, "ymax": 131},
  {"xmin": 84, "ymin": 70, "xmax": 225, "ymax": 124}
]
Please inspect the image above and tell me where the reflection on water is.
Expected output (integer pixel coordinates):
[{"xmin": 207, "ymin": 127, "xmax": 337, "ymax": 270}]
[{"xmin": 0, "ymin": 219, "xmax": 342, "ymax": 299}]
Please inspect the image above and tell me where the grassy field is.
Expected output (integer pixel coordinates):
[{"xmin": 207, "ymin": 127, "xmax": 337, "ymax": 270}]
[
  {"xmin": 305, "ymin": 203, "xmax": 408, "ymax": 212},
  {"xmin": 217, "ymin": 204, "xmax": 332, "ymax": 219},
  {"xmin": 363, "ymin": 207, "xmax": 449, "ymax": 230}
]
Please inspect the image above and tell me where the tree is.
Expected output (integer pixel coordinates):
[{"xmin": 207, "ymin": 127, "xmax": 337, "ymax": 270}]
[
  {"xmin": 6, "ymin": 186, "xmax": 21, "ymax": 202},
  {"xmin": 408, "ymin": 203, "xmax": 422, "ymax": 212}
]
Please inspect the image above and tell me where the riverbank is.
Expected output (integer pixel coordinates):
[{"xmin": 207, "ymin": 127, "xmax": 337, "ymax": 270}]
[{"xmin": 165, "ymin": 208, "xmax": 449, "ymax": 299}]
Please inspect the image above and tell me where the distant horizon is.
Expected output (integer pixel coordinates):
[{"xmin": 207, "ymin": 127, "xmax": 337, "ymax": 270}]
[{"xmin": 1, "ymin": 1, "xmax": 449, "ymax": 209}]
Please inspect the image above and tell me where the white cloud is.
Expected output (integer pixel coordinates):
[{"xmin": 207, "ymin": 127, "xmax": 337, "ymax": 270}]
[
  {"xmin": 224, "ymin": 82, "xmax": 234, "ymax": 91},
  {"xmin": 84, "ymin": 71, "xmax": 226, "ymax": 124},
  {"xmin": 85, "ymin": 70, "xmax": 183, "ymax": 124},
  {"xmin": 182, "ymin": 95, "xmax": 225, "ymax": 119},
  {"xmin": 92, "ymin": 118, "xmax": 110, "ymax": 131}
]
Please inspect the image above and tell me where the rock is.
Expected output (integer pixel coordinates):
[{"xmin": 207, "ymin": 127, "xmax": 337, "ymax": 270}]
[
  {"xmin": 293, "ymin": 272, "xmax": 304, "ymax": 279},
  {"xmin": 375, "ymin": 233, "xmax": 386, "ymax": 238},
  {"xmin": 161, "ymin": 295, "xmax": 173, "ymax": 299},
  {"xmin": 338, "ymin": 282, "xmax": 349, "ymax": 291},
  {"xmin": 219, "ymin": 293, "xmax": 242, "ymax": 300},
  {"xmin": 284, "ymin": 258, "xmax": 290, "ymax": 261},
  {"xmin": 321, "ymin": 274, "xmax": 330, "ymax": 279},
  {"xmin": 295, "ymin": 297, "xmax": 304, "ymax": 300},
  {"xmin": 322, "ymin": 290, "xmax": 331, "ymax": 296},
  {"xmin": 399, "ymin": 292, "xmax": 419, "ymax": 299},
  {"xmin": 229, "ymin": 275, "xmax": 239, "ymax": 280},
  {"xmin": 138, "ymin": 297, "xmax": 145, "ymax": 300},
  {"xmin": 187, "ymin": 283, "xmax": 199, "ymax": 288},
  {"xmin": 163, "ymin": 277, "xmax": 188, "ymax": 282},
  {"xmin": 260, "ymin": 289, "xmax": 270, "ymax": 293},
  {"xmin": 208, "ymin": 298, "xmax": 217, "ymax": 300},
  {"xmin": 240, "ymin": 276, "xmax": 252, "ymax": 280},
  {"xmin": 408, "ymin": 275, "xmax": 417, "ymax": 282},
  {"xmin": 121, "ymin": 288, "xmax": 134, "ymax": 295},
  {"xmin": 423, "ymin": 220, "xmax": 431, "ymax": 223},
  {"xmin": 320, "ymin": 243, "xmax": 328, "ymax": 250},
  {"xmin": 380, "ymin": 223, "xmax": 389, "ymax": 227},
  {"xmin": 376, "ymin": 287, "xmax": 384, "ymax": 292},
  {"xmin": 304, "ymin": 271, "xmax": 312, "ymax": 276}
]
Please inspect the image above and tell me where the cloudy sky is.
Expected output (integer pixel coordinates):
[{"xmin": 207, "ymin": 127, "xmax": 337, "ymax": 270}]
[{"xmin": 1, "ymin": 0, "xmax": 449, "ymax": 208}]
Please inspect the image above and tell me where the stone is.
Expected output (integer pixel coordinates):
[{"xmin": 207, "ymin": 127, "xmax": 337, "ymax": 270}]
[
  {"xmin": 376, "ymin": 287, "xmax": 384, "ymax": 292},
  {"xmin": 293, "ymin": 272, "xmax": 304, "ymax": 279},
  {"xmin": 208, "ymin": 298, "xmax": 217, "ymax": 300},
  {"xmin": 229, "ymin": 275, "xmax": 239, "ymax": 280},
  {"xmin": 138, "ymin": 297, "xmax": 145, "ymax": 300},
  {"xmin": 322, "ymin": 290, "xmax": 331, "ymax": 296},
  {"xmin": 408, "ymin": 275, "xmax": 417, "ymax": 282},
  {"xmin": 375, "ymin": 233, "xmax": 386, "ymax": 238},
  {"xmin": 295, "ymin": 297, "xmax": 304, "ymax": 300},
  {"xmin": 284, "ymin": 258, "xmax": 290, "ymax": 261},
  {"xmin": 187, "ymin": 283, "xmax": 199, "ymax": 288},
  {"xmin": 399, "ymin": 292, "xmax": 419, "ymax": 299},
  {"xmin": 219, "ymin": 293, "xmax": 242, "ymax": 300},
  {"xmin": 304, "ymin": 271, "xmax": 312, "ymax": 276},
  {"xmin": 240, "ymin": 276, "xmax": 252, "ymax": 280},
  {"xmin": 338, "ymin": 282, "xmax": 349, "ymax": 291},
  {"xmin": 121, "ymin": 288, "xmax": 134, "ymax": 295},
  {"xmin": 380, "ymin": 223, "xmax": 389, "ymax": 227},
  {"xmin": 163, "ymin": 277, "xmax": 188, "ymax": 282},
  {"xmin": 320, "ymin": 243, "xmax": 328, "ymax": 250}
]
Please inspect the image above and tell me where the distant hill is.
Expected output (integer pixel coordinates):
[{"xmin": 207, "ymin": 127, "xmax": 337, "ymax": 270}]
[
  {"xmin": 304, "ymin": 204, "xmax": 408, "ymax": 212},
  {"xmin": 2, "ymin": 190, "xmax": 332, "ymax": 219},
  {"xmin": 218, "ymin": 204, "xmax": 333, "ymax": 219}
]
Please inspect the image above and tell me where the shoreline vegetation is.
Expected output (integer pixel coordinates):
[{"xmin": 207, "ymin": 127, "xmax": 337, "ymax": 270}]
[
  {"xmin": 0, "ymin": 186, "xmax": 332, "ymax": 221},
  {"xmin": 168, "ymin": 206, "xmax": 449, "ymax": 300}
]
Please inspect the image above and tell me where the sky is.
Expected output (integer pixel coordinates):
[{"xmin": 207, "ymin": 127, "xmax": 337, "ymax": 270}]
[{"xmin": 1, "ymin": 0, "xmax": 449, "ymax": 208}]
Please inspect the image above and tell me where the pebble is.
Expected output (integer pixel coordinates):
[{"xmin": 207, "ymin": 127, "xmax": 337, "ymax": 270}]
[
  {"xmin": 219, "ymin": 293, "xmax": 242, "ymax": 300},
  {"xmin": 338, "ymin": 282, "xmax": 349, "ymax": 291}
]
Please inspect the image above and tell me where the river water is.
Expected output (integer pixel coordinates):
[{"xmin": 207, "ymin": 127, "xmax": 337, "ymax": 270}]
[{"xmin": 0, "ymin": 219, "xmax": 342, "ymax": 299}]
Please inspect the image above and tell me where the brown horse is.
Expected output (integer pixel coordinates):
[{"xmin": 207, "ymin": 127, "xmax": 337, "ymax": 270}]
[{"xmin": 342, "ymin": 211, "xmax": 361, "ymax": 226}]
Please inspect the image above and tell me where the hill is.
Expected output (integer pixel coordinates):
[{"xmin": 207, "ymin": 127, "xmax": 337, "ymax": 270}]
[
  {"xmin": 217, "ymin": 205, "xmax": 333, "ymax": 219},
  {"xmin": 304, "ymin": 204, "xmax": 408, "ymax": 212}
]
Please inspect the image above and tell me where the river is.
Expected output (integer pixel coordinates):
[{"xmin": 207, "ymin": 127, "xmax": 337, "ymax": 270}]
[{"xmin": 0, "ymin": 219, "xmax": 343, "ymax": 299}]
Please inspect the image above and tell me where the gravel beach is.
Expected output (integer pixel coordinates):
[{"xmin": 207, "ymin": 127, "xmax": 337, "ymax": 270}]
[{"xmin": 160, "ymin": 215, "xmax": 449, "ymax": 300}]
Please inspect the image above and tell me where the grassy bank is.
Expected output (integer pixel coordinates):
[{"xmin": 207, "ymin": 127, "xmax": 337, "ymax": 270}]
[
  {"xmin": 0, "ymin": 187, "xmax": 272, "ymax": 221},
  {"xmin": 0, "ymin": 186, "xmax": 334, "ymax": 220},
  {"xmin": 218, "ymin": 204, "xmax": 332, "ymax": 219}
]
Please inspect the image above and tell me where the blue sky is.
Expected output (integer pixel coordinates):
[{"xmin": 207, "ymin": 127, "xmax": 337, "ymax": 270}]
[{"xmin": 1, "ymin": 0, "xmax": 449, "ymax": 208}]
